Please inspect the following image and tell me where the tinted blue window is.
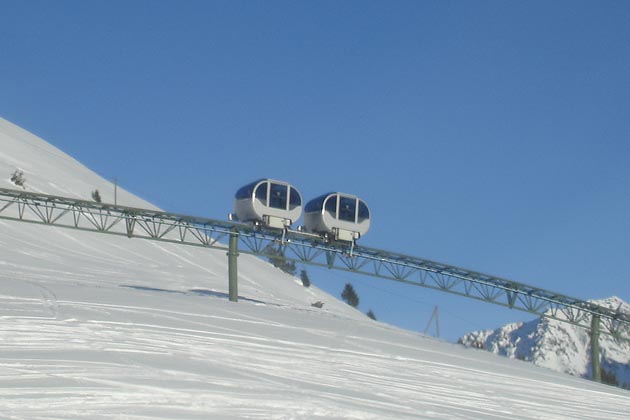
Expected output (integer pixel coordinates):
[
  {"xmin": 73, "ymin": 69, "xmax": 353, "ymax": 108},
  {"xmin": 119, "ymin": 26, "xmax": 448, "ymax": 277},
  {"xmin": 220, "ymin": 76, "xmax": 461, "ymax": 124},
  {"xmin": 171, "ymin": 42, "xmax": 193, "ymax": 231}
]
[
  {"xmin": 236, "ymin": 181, "xmax": 259, "ymax": 199},
  {"xmin": 305, "ymin": 199, "xmax": 319, "ymax": 213},
  {"xmin": 269, "ymin": 183, "xmax": 287, "ymax": 209},
  {"xmin": 289, "ymin": 187, "xmax": 301, "ymax": 210},
  {"xmin": 305, "ymin": 194, "xmax": 330, "ymax": 213},
  {"xmin": 358, "ymin": 200, "xmax": 369, "ymax": 222},
  {"xmin": 339, "ymin": 196, "xmax": 356, "ymax": 222},
  {"xmin": 325, "ymin": 195, "xmax": 337, "ymax": 216},
  {"xmin": 255, "ymin": 182, "xmax": 267, "ymax": 203}
]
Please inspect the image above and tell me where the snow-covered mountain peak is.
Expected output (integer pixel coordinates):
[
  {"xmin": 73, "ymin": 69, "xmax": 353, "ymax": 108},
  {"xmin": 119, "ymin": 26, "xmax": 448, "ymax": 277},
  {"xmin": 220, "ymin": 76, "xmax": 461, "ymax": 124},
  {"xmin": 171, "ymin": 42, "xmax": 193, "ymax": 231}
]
[
  {"xmin": 595, "ymin": 295, "xmax": 628, "ymax": 312},
  {"xmin": 459, "ymin": 296, "xmax": 630, "ymax": 389}
]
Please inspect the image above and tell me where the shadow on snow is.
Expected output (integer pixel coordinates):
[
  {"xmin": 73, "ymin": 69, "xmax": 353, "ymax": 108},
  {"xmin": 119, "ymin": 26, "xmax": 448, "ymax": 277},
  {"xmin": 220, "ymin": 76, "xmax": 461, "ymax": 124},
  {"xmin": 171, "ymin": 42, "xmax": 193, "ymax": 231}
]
[{"xmin": 120, "ymin": 284, "xmax": 267, "ymax": 305}]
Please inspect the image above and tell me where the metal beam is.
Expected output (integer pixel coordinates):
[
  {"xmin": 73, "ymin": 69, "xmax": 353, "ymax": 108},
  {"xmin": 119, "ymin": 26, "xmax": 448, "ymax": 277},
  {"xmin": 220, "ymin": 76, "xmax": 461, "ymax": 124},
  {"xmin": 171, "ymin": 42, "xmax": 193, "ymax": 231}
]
[
  {"xmin": 0, "ymin": 187, "xmax": 628, "ymax": 341},
  {"xmin": 591, "ymin": 314, "xmax": 601, "ymax": 382},
  {"xmin": 228, "ymin": 228, "xmax": 239, "ymax": 302}
]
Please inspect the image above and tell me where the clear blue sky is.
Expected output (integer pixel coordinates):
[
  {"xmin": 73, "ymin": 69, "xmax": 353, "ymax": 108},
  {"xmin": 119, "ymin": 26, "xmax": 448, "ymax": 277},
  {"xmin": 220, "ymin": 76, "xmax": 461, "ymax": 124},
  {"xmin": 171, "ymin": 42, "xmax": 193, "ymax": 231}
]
[{"xmin": 2, "ymin": 1, "xmax": 629, "ymax": 341}]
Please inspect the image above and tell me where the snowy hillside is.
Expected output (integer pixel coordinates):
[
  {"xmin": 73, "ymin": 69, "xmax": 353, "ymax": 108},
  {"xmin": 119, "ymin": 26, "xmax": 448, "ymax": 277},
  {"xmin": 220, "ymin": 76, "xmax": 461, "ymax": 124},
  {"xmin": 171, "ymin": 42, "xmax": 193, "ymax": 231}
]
[
  {"xmin": 0, "ymin": 118, "xmax": 156, "ymax": 209},
  {"xmin": 1, "ymin": 116, "xmax": 630, "ymax": 419},
  {"xmin": 459, "ymin": 297, "xmax": 630, "ymax": 389}
]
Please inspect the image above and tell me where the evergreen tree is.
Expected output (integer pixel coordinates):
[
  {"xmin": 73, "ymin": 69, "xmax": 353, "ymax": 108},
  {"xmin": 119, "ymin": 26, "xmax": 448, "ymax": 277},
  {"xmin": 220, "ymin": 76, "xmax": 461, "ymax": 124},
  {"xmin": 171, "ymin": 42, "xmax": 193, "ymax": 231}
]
[
  {"xmin": 300, "ymin": 269, "xmax": 311, "ymax": 287},
  {"xmin": 341, "ymin": 283, "xmax": 359, "ymax": 308},
  {"xmin": 601, "ymin": 369, "xmax": 619, "ymax": 387},
  {"xmin": 367, "ymin": 309, "xmax": 377, "ymax": 320}
]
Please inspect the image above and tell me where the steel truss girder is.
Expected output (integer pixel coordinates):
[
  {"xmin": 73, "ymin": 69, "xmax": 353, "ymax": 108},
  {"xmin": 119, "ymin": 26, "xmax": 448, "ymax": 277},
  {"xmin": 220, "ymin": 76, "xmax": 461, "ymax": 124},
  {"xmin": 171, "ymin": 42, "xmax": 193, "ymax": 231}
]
[
  {"xmin": 0, "ymin": 188, "xmax": 233, "ymax": 249},
  {"xmin": 262, "ymin": 237, "xmax": 628, "ymax": 339},
  {"xmin": 0, "ymin": 187, "xmax": 628, "ymax": 340}
]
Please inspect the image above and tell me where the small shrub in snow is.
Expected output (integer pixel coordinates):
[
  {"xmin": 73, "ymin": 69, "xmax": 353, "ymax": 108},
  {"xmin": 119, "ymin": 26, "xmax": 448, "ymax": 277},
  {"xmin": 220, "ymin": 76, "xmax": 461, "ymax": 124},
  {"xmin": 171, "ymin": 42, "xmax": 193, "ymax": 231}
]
[{"xmin": 10, "ymin": 170, "xmax": 26, "ymax": 188}]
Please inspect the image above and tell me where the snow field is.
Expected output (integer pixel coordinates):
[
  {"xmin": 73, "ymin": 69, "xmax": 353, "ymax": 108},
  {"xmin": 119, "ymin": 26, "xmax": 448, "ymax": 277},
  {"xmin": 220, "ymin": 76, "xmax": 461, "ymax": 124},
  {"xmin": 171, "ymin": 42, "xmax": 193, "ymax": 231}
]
[{"xmin": 2, "ymin": 116, "xmax": 630, "ymax": 419}]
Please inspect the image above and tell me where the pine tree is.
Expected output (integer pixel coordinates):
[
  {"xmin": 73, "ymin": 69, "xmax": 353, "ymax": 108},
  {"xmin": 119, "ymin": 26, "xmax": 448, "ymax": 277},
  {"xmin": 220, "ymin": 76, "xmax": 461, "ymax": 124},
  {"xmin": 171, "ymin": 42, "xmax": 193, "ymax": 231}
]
[
  {"xmin": 341, "ymin": 283, "xmax": 359, "ymax": 308},
  {"xmin": 92, "ymin": 189, "xmax": 102, "ymax": 203},
  {"xmin": 300, "ymin": 269, "xmax": 311, "ymax": 287},
  {"xmin": 367, "ymin": 309, "xmax": 377, "ymax": 320},
  {"xmin": 601, "ymin": 369, "xmax": 619, "ymax": 387}
]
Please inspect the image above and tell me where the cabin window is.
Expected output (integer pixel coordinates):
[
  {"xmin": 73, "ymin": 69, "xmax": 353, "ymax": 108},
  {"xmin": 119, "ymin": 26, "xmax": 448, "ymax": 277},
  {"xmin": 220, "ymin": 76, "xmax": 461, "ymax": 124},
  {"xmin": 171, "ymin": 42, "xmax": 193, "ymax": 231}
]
[
  {"xmin": 305, "ymin": 195, "xmax": 325, "ymax": 213},
  {"xmin": 325, "ymin": 195, "xmax": 337, "ymax": 217},
  {"xmin": 339, "ymin": 196, "xmax": 356, "ymax": 222},
  {"xmin": 289, "ymin": 187, "xmax": 301, "ymax": 210},
  {"xmin": 269, "ymin": 183, "xmax": 288, "ymax": 209},
  {"xmin": 358, "ymin": 200, "xmax": 370, "ymax": 222},
  {"xmin": 254, "ymin": 182, "xmax": 267, "ymax": 204},
  {"xmin": 236, "ymin": 181, "xmax": 256, "ymax": 199}
]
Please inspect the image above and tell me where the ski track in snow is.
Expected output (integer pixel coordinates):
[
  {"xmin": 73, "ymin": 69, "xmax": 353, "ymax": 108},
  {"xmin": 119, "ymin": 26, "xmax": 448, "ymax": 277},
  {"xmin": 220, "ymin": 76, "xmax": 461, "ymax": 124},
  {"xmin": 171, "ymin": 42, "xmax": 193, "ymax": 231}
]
[{"xmin": 1, "ymin": 285, "xmax": 629, "ymax": 419}]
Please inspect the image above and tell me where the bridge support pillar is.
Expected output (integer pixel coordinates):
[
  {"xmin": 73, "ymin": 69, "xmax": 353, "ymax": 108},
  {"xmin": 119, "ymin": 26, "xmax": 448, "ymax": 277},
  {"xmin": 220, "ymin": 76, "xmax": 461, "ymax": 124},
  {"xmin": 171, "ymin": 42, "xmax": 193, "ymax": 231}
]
[
  {"xmin": 228, "ymin": 229, "xmax": 239, "ymax": 302},
  {"xmin": 590, "ymin": 314, "xmax": 601, "ymax": 383}
]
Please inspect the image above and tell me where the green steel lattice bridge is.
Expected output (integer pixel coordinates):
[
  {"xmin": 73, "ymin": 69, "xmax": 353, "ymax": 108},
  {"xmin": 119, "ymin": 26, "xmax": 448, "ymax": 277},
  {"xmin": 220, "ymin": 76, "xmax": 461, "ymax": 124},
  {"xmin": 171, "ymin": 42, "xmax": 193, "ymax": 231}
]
[{"xmin": 0, "ymin": 187, "xmax": 628, "ymax": 381}]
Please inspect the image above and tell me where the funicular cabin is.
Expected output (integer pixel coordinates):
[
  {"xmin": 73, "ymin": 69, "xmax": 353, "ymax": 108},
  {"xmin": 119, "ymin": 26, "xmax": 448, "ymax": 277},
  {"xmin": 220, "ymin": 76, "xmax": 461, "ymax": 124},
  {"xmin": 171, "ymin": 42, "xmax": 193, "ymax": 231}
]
[
  {"xmin": 303, "ymin": 192, "xmax": 370, "ymax": 242},
  {"xmin": 233, "ymin": 179, "xmax": 302, "ymax": 229}
]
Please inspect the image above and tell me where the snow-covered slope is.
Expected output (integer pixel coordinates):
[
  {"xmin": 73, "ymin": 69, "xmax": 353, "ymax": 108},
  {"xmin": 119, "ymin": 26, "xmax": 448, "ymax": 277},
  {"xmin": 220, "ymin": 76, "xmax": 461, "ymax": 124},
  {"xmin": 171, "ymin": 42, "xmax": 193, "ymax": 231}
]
[
  {"xmin": 0, "ymin": 118, "xmax": 155, "ymax": 209},
  {"xmin": 459, "ymin": 297, "xmax": 630, "ymax": 389},
  {"xmin": 0, "ymin": 116, "xmax": 360, "ymax": 316},
  {"xmin": 1, "ymin": 117, "xmax": 630, "ymax": 419}
]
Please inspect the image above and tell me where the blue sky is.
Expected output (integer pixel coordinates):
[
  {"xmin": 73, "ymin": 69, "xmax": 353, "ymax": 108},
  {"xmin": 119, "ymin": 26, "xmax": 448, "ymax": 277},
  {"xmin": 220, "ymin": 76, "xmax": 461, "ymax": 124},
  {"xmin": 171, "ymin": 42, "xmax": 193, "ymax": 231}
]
[{"xmin": 2, "ymin": 1, "xmax": 629, "ymax": 341}]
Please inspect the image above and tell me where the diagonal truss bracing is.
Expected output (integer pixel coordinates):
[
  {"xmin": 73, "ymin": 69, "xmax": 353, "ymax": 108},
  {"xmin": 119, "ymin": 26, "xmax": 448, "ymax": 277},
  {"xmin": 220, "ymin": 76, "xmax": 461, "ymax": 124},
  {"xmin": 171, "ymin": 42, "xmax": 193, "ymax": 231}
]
[
  {"xmin": 0, "ymin": 188, "xmax": 234, "ymax": 248},
  {"xmin": 0, "ymin": 187, "xmax": 628, "ymax": 341}
]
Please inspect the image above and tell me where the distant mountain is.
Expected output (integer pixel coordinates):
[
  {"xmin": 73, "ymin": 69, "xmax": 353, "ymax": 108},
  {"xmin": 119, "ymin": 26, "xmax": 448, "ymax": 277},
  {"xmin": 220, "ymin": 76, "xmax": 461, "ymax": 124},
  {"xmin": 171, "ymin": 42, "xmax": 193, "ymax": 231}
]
[{"xmin": 459, "ymin": 296, "xmax": 630, "ymax": 389}]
